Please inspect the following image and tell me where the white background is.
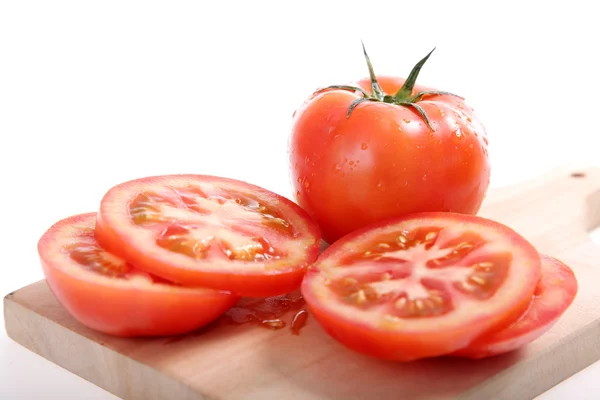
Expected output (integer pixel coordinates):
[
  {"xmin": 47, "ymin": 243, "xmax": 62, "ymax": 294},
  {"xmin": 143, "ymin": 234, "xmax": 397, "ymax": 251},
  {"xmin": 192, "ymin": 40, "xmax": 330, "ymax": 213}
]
[{"xmin": 1, "ymin": 1, "xmax": 599, "ymax": 398}]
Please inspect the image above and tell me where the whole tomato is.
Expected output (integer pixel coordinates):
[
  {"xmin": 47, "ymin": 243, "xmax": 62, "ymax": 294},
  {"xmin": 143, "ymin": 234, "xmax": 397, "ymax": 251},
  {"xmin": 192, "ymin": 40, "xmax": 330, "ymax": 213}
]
[{"xmin": 289, "ymin": 45, "xmax": 491, "ymax": 244}]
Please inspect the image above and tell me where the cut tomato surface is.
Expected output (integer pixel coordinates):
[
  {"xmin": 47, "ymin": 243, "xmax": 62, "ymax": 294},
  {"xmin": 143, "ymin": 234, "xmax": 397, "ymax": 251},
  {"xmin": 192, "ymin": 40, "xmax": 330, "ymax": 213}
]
[
  {"xmin": 38, "ymin": 213, "xmax": 239, "ymax": 337},
  {"xmin": 301, "ymin": 212, "xmax": 542, "ymax": 361},
  {"xmin": 95, "ymin": 175, "xmax": 322, "ymax": 297},
  {"xmin": 452, "ymin": 254, "xmax": 578, "ymax": 359}
]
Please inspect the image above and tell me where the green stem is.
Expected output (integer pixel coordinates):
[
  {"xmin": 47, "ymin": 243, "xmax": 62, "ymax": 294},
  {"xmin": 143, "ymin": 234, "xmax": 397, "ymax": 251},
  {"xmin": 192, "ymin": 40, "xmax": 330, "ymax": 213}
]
[
  {"xmin": 394, "ymin": 48, "xmax": 436, "ymax": 101},
  {"xmin": 361, "ymin": 41, "xmax": 385, "ymax": 101},
  {"xmin": 347, "ymin": 97, "xmax": 374, "ymax": 118},
  {"xmin": 409, "ymin": 90, "xmax": 463, "ymax": 103},
  {"xmin": 323, "ymin": 43, "xmax": 466, "ymax": 133},
  {"xmin": 398, "ymin": 102, "xmax": 434, "ymax": 131}
]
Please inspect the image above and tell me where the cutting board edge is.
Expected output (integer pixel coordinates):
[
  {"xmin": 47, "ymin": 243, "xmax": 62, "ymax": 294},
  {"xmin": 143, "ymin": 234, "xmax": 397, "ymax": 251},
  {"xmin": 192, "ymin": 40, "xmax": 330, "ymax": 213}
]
[{"xmin": 3, "ymin": 290, "xmax": 214, "ymax": 400}]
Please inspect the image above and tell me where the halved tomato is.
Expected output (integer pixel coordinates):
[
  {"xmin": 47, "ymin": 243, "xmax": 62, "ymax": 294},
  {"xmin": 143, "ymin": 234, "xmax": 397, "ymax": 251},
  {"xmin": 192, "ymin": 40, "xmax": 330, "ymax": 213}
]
[
  {"xmin": 38, "ymin": 213, "xmax": 239, "ymax": 337},
  {"xmin": 95, "ymin": 175, "xmax": 321, "ymax": 297},
  {"xmin": 301, "ymin": 212, "xmax": 542, "ymax": 361},
  {"xmin": 452, "ymin": 254, "xmax": 578, "ymax": 359}
]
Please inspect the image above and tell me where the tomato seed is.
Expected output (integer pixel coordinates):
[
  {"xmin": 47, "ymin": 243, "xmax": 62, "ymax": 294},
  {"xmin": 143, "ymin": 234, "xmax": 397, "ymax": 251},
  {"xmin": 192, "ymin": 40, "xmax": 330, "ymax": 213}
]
[
  {"xmin": 415, "ymin": 299, "xmax": 424, "ymax": 311},
  {"xmin": 470, "ymin": 276, "xmax": 486, "ymax": 286},
  {"xmin": 395, "ymin": 297, "xmax": 407, "ymax": 309},
  {"xmin": 354, "ymin": 290, "xmax": 367, "ymax": 304},
  {"xmin": 455, "ymin": 242, "xmax": 474, "ymax": 250},
  {"xmin": 343, "ymin": 277, "xmax": 358, "ymax": 286}
]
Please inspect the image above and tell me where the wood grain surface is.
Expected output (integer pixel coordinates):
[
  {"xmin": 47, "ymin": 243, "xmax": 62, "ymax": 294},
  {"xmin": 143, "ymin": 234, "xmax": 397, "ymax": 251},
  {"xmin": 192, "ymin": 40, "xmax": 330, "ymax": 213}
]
[{"xmin": 5, "ymin": 166, "xmax": 600, "ymax": 400}]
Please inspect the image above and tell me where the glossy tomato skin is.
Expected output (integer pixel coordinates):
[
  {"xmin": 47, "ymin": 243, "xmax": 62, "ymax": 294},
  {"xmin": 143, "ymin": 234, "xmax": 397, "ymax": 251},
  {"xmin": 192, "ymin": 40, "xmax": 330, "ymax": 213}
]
[
  {"xmin": 301, "ymin": 212, "xmax": 541, "ymax": 362},
  {"xmin": 290, "ymin": 76, "xmax": 491, "ymax": 243},
  {"xmin": 452, "ymin": 254, "xmax": 578, "ymax": 359},
  {"xmin": 39, "ymin": 213, "xmax": 239, "ymax": 337}
]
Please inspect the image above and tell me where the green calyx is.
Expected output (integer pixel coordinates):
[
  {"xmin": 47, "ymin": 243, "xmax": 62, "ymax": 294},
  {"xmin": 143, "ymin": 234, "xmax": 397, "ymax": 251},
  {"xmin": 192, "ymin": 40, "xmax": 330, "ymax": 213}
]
[{"xmin": 315, "ymin": 42, "xmax": 463, "ymax": 131}]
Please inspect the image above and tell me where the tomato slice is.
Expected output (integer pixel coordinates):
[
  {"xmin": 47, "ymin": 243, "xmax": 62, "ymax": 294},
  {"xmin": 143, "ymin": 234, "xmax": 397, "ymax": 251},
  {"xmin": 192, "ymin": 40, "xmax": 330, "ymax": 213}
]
[
  {"xmin": 38, "ymin": 213, "xmax": 239, "ymax": 337},
  {"xmin": 95, "ymin": 175, "xmax": 321, "ymax": 297},
  {"xmin": 451, "ymin": 254, "xmax": 578, "ymax": 358},
  {"xmin": 301, "ymin": 212, "xmax": 542, "ymax": 361}
]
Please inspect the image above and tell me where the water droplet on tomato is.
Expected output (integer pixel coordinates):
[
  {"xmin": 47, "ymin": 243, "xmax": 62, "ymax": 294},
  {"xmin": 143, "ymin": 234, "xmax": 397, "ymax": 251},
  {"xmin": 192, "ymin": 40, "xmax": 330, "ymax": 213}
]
[
  {"xmin": 294, "ymin": 163, "xmax": 299, "ymax": 171},
  {"xmin": 332, "ymin": 163, "xmax": 341, "ymax": 172},
  {"xmin": 422, "ymin": 174, "xmax": 428, "ymax": 181},
  {"xmin": 404, "ymin": 181, "xmax": 409, "ymax": 187},
  {"xmin": 305, "ymin": 156, "xmax": 310, "ymax": 164},
  {"xmin": 361, "ymin": 143, "xmax": 368, "ymax": 150},
  {"xmin": 349, "ymin": 160, "xmax": 354, "ymax": 166},
  {"xmin": 403, "ymin": 118, "xmax": 411, "ymax": 124},
  {"xmin": 469, "ymin": 143, "xmax": 474, "ymax": 149},
  {"xmin": 297, "ymin": 177, "xmax": 303, "ymax": 184},
  {"xmin": 483, "ymin": 137, "xmax": 489, "ymax": 145},
  {"xmin": 296, "ymin": 190, "xmax": 301, "ymax": 198},
  {"xmin": 303, "ymin": 180, "xmax": 310, "ymax": 189},
  {"xmin": 376, "ymin": 181, "xmax": 385, "ymax": 191}
]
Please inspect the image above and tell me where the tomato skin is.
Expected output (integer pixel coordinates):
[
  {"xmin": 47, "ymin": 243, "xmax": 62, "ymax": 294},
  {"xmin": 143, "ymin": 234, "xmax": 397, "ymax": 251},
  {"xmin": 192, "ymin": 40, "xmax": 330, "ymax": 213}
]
[
  {"xmin": 39, "ymin": 213, "xmax": 239, "ymax": 337},
  {"xmin": 289, "ymin": 75, "xmax": 490, "ymax": 243},
  {"xmin": 301, "ymin": 212, "xmax": 541, "ymax": 362},
  {"xmin": 95, "ymin": 174, "xmax": 322, "ymax": 298},
  {"xmin": 451, "ymin": 254, "xmax": 578, "ymax": 359}
]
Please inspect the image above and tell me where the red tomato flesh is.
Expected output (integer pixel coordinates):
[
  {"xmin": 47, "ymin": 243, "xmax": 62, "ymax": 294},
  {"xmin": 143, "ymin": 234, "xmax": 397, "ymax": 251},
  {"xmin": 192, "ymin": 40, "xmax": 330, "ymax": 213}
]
[
  {"xmin": 95, "ymin": 175, "xmax": 321, "ymax": 297},
  {"xmin": 38, "ymin": 213, "xmax": 239, "ymax": 337},
  {"xmin": 301, "ymin": 212, "xmax": 541, "ymax": 361},
  {"xmin": 452, "ymin": 254, "xmax": 578, "ymax": 358}
]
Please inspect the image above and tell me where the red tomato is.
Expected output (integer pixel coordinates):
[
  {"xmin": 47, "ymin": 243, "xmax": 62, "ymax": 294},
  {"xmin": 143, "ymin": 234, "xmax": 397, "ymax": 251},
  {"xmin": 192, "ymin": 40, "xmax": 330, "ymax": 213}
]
[
  {"xmin": 289, "ymin": 46, "xmax": 491, "ymax": 243},
  {"xmin": 95, "ymin": 175, "xmax": 321, "ymax": 297},
  {"xmin": 452, "ymin": 254, "xmax": 578, "ymax": 359},
  {"xmin": 301, "ymin": 212, "xmax": 541, "ymax": 362},
  {"xmin": 38, "ymin": 213, "xmax": 238, "ymax": 337}
]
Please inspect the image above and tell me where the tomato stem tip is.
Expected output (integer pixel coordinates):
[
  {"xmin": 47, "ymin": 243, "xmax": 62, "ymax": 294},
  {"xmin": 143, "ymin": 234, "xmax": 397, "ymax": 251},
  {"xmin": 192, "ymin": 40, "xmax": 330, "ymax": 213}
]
[{"xmin": 312, "ymin": 43, "xmax": 464, "ymax": 131}]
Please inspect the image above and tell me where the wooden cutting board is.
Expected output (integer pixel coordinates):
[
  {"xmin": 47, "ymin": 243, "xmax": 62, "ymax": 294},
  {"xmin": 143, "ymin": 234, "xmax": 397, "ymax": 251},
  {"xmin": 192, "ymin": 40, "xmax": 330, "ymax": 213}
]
[{"xmin": 5, "ymin": 166, "xmax": 600, "ymax": 400}]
